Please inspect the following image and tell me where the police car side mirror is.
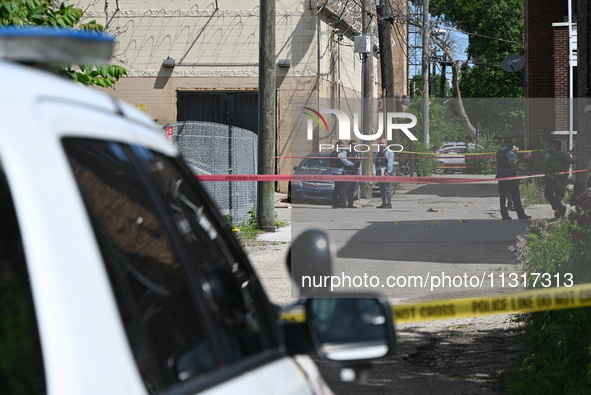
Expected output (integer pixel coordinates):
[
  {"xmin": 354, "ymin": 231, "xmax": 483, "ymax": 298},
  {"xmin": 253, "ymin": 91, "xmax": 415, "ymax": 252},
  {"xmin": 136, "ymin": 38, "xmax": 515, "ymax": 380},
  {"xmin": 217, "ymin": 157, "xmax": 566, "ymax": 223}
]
[
  {"xmin": 282, "ymin": 229, "xmax": 334, "ymax": 356},
  {"xmin": 306, "ymin": 296, "xmax": 395, "ymax": 364},
  {"xmin": 286, "ymin": 229, "xmax": 333, "ymax": 296},
  {"xmin": 293, "ymin": 165, "xmax": 300, "ymax": 171}
]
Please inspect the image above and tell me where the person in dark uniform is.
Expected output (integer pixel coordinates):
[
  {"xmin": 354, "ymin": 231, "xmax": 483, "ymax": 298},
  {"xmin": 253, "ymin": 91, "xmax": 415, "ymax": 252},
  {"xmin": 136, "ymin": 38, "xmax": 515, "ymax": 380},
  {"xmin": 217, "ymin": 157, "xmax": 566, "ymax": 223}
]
[
  {"xmin": 544, "ymin": 139, "xmax": 575, "ymax": 219},
  {"xmin": 496, "ymin": 137, "xmax": 531, "ymax": 220},
  {"xmin": 506, "ymin": 145, "xmax": 520, "ymax": 211},
  {"xmin": 330, "ymin": 140, "xmax": 354, "ymax": 209},
  {"xmin": 345, "ymin": 140, "xmax": 361, "ymax": 208},
  {"xmin": 375, "ymin": 138, "xmax": 394, "ymax": 209}
]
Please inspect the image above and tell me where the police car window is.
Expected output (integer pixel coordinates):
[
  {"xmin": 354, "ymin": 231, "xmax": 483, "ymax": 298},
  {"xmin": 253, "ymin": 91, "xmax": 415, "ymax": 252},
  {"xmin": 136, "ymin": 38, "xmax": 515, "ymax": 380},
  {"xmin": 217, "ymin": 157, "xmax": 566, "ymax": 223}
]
[
  {"xmin": 0, "ymin": 166, "xmax": 46, "ymax": 394},
  {"xmin": 129, "ymin": 145, "xmax": 278, "ymax": 361},
  {"xmin": 63, "ymin": 139, "xmax": 218, "ymax": 391}
]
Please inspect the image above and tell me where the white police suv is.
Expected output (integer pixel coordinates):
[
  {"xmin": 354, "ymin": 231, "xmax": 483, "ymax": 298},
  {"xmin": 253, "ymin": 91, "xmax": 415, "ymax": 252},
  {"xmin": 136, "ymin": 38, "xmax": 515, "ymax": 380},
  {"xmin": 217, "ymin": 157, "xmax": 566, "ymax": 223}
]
[{"xmin": 0, "ymin": 28, "xmax": 395, "ymax": 394}]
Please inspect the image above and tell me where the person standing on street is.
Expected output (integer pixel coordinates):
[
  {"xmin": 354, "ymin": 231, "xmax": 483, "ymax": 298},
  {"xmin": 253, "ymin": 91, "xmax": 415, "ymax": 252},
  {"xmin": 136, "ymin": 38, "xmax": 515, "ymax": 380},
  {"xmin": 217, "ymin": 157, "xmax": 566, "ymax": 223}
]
[
  {"xmin": 375, "ymin": 138, "xmax": 394, "ymax": 209},
  {"xmin": 506, "ymin": 145, "xmax": 520, "ymax": 211},
  {"xmin": 544, "ymin": 139, "xmax": 575, "ymax": 219},
  {"xmin": 330, "ymin": 140, "xmax": 354, "ymax": 209},
  {"xmin": 345, "ymin": 140, "xmax": 361, "ymax": 208},
  {"xmin": 495, "ymin": 137, "xmax": 531, "ymax": 220}
]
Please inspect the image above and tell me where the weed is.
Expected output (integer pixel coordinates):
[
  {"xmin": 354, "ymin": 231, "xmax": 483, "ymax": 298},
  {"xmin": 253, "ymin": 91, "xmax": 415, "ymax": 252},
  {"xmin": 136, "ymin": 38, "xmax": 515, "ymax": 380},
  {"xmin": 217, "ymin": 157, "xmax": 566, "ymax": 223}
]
[
  {"xmin": 274, "ymin": 211, "xmax": 289, "ymax": 228},
  {"xmin": 234, "ymin": 206, "xmax": 262, "ymax": 240},
  {"xmin": 234, "ymin": 207, "xmax": 289, "ymax": 242},
  {"xmin": 519, "ymin": 178, "xmax": 546, "ymax": 207},
  {"xmin": 223, "ymin": 214, "xmax": 235, "ymax": 229},
  {"xmin": 506, "ymin": 179, "xmax": 591, "ymax": 394},
  {"xmin": 246, "ymin": 206, "xmax": 257, "ymax": 227}
]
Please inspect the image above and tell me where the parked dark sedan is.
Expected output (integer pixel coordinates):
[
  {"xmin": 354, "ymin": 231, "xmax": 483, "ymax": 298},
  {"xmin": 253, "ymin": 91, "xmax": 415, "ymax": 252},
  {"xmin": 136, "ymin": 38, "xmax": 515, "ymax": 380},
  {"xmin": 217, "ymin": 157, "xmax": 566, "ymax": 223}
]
[{"xmin": 288, "ymin": 153, "xmax": 334, "ymax": 204}]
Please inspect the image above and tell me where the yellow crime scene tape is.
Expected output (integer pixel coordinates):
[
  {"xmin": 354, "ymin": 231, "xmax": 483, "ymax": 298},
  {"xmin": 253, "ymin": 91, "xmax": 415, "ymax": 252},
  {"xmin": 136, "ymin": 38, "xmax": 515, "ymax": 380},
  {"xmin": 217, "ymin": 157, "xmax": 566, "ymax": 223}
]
[{"xmin": 280, "ymin": 282, "xmax": 591, "ymax": 325}]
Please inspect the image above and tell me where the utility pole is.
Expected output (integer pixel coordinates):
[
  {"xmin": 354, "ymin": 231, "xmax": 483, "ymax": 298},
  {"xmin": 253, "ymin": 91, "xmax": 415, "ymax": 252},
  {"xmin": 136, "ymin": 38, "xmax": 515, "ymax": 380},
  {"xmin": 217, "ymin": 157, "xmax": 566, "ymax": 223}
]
[
  {"xmin": 422, "ymin": 0, "xmax": 430, "ymax": 149},
  {"xmin": 376, "ymin": 0, "xmax": 399, "ymax": 187},
  {"xmin": 377, "ymin": 0, "xmax": 395, "ymax": 111},
  {"xmin": 257, "ymin": 0, "xmax": 275, "ymax": 231},
  {"xmin": 376, "ymin": 0, "xmax": 399, "ymax": 128},
  {"xmin": 360, "ymin": 0, "xmax": 374, "ymax": 197}
]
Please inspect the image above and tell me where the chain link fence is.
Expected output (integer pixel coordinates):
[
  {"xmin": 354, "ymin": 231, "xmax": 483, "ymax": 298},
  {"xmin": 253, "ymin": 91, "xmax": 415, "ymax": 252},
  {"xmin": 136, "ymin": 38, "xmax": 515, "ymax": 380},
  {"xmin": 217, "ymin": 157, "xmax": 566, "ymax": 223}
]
[{"xmin": 164, "ymin": 121, "xmax": 258, "ymax": 225}]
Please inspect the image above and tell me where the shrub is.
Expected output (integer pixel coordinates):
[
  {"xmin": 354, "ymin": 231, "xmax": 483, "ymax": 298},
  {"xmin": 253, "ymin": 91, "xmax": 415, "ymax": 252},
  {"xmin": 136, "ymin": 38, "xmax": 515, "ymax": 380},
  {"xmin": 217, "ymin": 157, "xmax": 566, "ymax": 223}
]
[
  {"xmin": 507, "ymin": 179, "xmax": 591, "ymax": 394},
  {"xmin": 413, "ymin": 142, "xmax": 437, "ymax": 176},
  {"xmin": 466, "ymin": 147, "xmax": 495, "ymax": 175}
]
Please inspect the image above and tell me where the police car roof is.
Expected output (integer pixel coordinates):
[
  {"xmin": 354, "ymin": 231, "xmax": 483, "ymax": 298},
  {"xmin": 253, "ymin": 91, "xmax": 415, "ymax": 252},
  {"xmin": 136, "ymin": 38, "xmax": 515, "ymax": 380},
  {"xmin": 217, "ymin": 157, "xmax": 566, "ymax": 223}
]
[
  {"xmin": 0, "ymin": 26, "xmax": 114, "ymax": 65},
  {"xmin": 0, "ymin": 27, "xmax": 172, "ymax": 154}
]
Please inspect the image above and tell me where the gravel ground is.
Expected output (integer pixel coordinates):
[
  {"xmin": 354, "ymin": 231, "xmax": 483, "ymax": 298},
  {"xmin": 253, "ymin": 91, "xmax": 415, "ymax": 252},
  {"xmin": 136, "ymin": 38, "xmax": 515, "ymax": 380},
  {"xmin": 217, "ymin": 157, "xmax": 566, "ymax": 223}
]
[
  {"xmin": 243, "ymin": 195, "xmax": 528, "ymax": 394},
  {"xmin": 245, "ymin": 235, "xmax": 524, "ymax": 395},
  {"xmin": 313, "ymin": 314, "xmax": 524, "ymax": 395}
]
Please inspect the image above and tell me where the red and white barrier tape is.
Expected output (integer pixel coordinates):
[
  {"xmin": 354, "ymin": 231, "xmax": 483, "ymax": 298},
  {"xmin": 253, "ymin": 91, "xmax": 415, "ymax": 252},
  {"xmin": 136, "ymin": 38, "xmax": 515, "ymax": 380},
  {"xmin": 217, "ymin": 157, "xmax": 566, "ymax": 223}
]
[{"xmin": 196, "ymin": 170, "xmax": 586, "ymax": 184}]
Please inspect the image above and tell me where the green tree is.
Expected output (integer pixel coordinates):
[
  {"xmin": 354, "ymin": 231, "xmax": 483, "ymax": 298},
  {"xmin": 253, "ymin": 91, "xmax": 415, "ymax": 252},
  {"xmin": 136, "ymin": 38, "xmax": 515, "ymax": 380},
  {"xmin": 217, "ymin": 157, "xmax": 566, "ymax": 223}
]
[
  {"xmin": 404, "ymin": 97, "xmax": 470, "ymax": 149},
  {"xmin": 0, "ymin": 0, "xmax": 127, "ymax": 88},
  {"xmin": 429, "ymin": 0, "xmax": 525, "ymax": 98}
]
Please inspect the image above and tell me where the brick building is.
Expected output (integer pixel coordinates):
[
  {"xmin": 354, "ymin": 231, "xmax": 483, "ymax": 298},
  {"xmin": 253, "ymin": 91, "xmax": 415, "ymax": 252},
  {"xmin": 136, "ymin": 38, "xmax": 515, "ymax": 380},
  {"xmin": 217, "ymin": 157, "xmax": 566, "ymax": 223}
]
[
  {"xmin": 524, "ymin": 0, "xmax": 591, "ymax": 174},
  {"xmin": 575, "ymin": 0, "xmax": 590, "ymax": 179},
  {"xmin": 524, "ymin": 0, "xmax": 573, "ymax": 150},
  {"xmin": 78, "ymin": 0, "xmax": 408, "ymax": 192}
]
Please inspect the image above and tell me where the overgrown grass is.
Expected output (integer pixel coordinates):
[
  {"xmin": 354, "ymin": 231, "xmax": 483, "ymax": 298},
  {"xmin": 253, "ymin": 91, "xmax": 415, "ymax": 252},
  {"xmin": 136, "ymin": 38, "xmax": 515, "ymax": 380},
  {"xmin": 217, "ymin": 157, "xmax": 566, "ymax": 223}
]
[
  {"xmin": 519, "ymin": 178, "xmax": 547, "ymax": 207},
  {"xmin": 507, "ymin": 308, "xmax": 591, "ymax": 394},
  {"xmin": 506, "ymin": 181, "xmax": 591, "ymax": 394}
]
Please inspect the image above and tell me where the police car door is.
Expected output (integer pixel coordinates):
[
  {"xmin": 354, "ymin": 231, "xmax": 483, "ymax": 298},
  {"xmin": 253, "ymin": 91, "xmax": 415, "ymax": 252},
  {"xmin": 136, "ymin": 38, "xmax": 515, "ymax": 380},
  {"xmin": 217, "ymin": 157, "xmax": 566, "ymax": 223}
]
[{"xmin": 40, "ymin": 99, "xmax": 324, "ymax": 395}]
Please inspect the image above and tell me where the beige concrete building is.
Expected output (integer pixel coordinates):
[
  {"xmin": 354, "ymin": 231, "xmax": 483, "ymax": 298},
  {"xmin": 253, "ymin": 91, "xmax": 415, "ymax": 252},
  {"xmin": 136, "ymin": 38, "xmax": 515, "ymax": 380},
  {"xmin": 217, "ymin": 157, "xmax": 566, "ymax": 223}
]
[{"xmin": 80, "ymin": 0, "xmax": 408, "ymax": 191}]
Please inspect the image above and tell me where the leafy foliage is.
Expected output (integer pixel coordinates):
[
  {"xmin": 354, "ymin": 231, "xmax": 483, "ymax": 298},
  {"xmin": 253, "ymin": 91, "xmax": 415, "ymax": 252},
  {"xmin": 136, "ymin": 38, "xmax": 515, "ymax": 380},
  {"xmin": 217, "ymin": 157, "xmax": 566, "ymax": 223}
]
[
  {"xmin": 507, "ymin": 308, "xmax": 591, "ymax": 394},
  {"xmin": 472, "ymin": 101, "xmax": 525, "ymax": 149},
  {"xmin": 233, "ymin": 207, "xmax": 288, "ymax": 242},
  {"xmin": 466, "ymin": 148, "xmax": 495, "ymax": 175},
  {"xmin": 429, "ymin": 0, "xmax": 525, "ymax": 98},
  {"xmin": 0, "ymin": 0, "xmax": 127, "ymax": 88},
  {"xmin": 411, "ymin": 142, "xmax": 437, "ymax": 176},
  {"xmin": 507, "ymin": 179, "xmax": 591, "ymax": 393},
  {"xmin": 405, "ymin": 97, "xmax": 471, "ymax": 150},
  {"xmin": 61, "ymin": 64, "xmax": 128, "ymax": 88},
  {"xmin": 460, "ymin": 66, "xmax": 524, "ymax": 98}
]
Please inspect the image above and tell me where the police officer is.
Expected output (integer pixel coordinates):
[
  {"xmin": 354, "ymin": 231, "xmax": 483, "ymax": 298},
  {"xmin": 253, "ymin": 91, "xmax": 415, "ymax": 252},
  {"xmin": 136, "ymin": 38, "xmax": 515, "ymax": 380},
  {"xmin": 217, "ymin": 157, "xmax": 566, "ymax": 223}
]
[
  {"xmin": 544, "ymin": 139, "xmax": 575, "ymax": 218},
  {"xmin": 330, "ymin": 140, "xmax": 354, "ymax": 208},
  {"xmin": 375, "ymin": 138, "xmax": 394, "ymax": 209},
  {"xmin": 496, "ymin": 137, "xmax": 530, "ymax": 220},
  {"xmin": 345, "ymin": 140, "xmax": 361, "ymax": 208}
]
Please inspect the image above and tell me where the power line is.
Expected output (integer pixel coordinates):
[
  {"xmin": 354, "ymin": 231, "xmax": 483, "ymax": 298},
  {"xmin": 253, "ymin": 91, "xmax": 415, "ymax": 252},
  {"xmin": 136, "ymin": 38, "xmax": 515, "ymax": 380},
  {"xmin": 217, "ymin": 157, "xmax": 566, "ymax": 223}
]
[
  {"xmin": 443, "ymin": 26, "xmax": 523, "ymax": 46},
  {"xmin": 387, "ymin": 10, "xmax": 524, "ymax": 46}
]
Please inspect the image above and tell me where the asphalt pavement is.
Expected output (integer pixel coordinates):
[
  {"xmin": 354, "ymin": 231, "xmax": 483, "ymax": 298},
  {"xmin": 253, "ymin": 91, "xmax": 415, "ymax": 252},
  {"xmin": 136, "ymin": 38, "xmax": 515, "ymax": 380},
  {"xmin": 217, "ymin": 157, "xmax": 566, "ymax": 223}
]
[
  {"xmin": 246, "ymin": 174, "xmax": 555, "ymax": 306},
  {"xmin": 244, "ymin": 174, "xmax": 555, "ymax": 394}
]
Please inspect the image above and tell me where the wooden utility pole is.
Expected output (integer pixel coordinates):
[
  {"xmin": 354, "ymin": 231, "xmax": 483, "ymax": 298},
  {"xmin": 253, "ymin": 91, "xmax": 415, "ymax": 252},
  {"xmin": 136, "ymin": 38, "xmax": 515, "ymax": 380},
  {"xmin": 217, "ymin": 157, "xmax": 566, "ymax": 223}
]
[
  {"xmin": 377, "ymin": 0, "xmax": 395, "ymax": 110},
  {"xmin": 376, "ymin": 0, "xmax": 399, "ymax": 187},
  {"xmin": 257, "ymin": 0, "xmax": 276, "ymax": 231},
  {"xmin": 422, "ymin": 0, "xmax": 430, "ymax": 148},
  {"xmin": 360, "ymin": 0, "xmax": 374, "ymax": 198}
]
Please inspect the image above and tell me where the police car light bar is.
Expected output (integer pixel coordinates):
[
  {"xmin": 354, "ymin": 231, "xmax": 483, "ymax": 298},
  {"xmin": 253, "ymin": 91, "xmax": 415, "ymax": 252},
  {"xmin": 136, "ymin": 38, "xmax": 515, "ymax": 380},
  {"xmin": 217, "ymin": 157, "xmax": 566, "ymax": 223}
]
[{"xmin": 0, "ymin": 27, "xmax": 114, "ymax": 65}]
